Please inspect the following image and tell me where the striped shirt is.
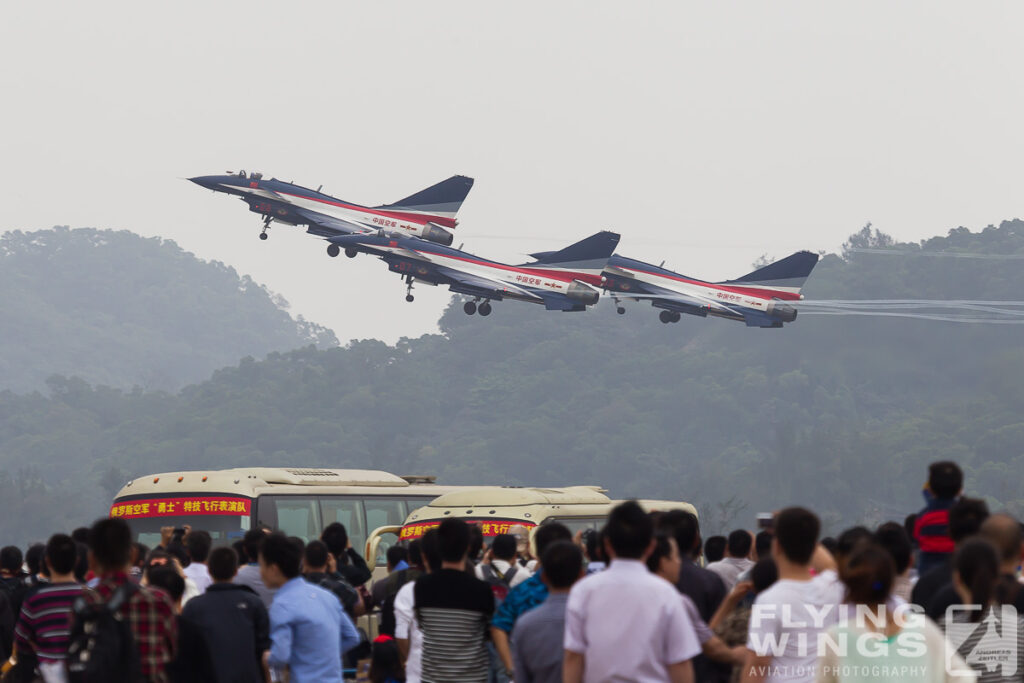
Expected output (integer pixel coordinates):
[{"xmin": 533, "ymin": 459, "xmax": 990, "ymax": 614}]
[
  {"xmin": 14, "ymin": 582, "xmax": 83, "ymax": 662},
  {"xmin": 414, "ymin": 568, "xmax": 494, "ymax": 683}
]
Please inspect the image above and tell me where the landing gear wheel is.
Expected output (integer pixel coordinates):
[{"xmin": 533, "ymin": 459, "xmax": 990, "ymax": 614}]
[
  {"xmin": 659, "ymin": 310, "xmax": 673, "ymax": 324},
  {"xmin": 327, "ymin": 244, "xmax": 340, "ymax": 257},
  {"xmin": 463, "ymin": 301, "xmax": 477, "ymax": 315},
  {"xmin": 671, "ymin": 312, "xmax": 681, "ymax": 323},
  {"xmin": 259, "ymin": 232, "xmax": 268, "ymax": 241},
  {"xmin": 478, "ymin": 302, "xmax": 492, "ymax": 316},
  {"xmin": 345, "ymin": 247, "xmax": 358, "ymax": 258},
  {"xmin": 617, "ymin": 307, "xmax": 626, "ymax": 315},
  {"xmin": 406, "ymin": 294, "xmax": 415, "ymax": 302}
]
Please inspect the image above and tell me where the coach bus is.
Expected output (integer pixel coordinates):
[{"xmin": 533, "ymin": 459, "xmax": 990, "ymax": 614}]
[{"xmin": 109, "ymin": 467, "xmax": 466, "ymax": 558}]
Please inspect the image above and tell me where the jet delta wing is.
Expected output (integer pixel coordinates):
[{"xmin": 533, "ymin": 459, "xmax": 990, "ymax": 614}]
[
  {"xmin": 327, "ymin": 231, "xmax": 621, "ymax": 316},
  {"xmin": 189, "ymin": 171, "xmax": 474, "ymax": 245},
  {"xmin": 602, "ymin": 251, "xmax": 819, "ymax": 328}
]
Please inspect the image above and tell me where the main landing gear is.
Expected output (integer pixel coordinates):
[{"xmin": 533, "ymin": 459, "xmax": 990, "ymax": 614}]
[
  {"xmin": 259, "ymin": 216, "xmax": 271, "ymax": 240},
  {"xmin": 659, "ymin": 310, "xmax": 682, "ymax": 324},
  {"xmin": 327, "ymin": 244, "xmax": 340, "ymax": 257},
  {"xmin": 405, "ymin": 276, "xmax": 415, "ymax": 302},
  {"xmin": 613, "ymin": 297, "xmax": 626, "ymax": 315},
  {"xmin": 463, "ymin": 299, "xmax": 492, "ymax": 316}
]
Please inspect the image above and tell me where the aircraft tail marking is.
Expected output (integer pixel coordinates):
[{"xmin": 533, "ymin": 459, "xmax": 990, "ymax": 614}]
[{"xmin": 376, "ymin": 175, "xmax": 475, "ymax": 220}]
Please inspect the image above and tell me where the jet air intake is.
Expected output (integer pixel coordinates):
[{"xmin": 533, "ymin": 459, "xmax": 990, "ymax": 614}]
[
  {"xmin": 766, "ymin": 300, "xmax": 798, "ymax": 322},
  {"xmin": 421, "ymin": 222, "xmax": 454, "ymax": 246},
  {"xmin": 566, "ymin": 280, "xmax": 600, "ymax": 306}
]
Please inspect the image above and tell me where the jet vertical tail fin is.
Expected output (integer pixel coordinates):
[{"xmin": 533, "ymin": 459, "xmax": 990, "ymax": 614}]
[
  {"xmin": 528, "ymin": 231, "xmax": 621, "ymax": 266},
  {"xmin": 720, "ymin": 251, "xmax": 819, "ymax": 296},
  {"xmin": 376, "ymin": 175, "xmax": 475, "ymax": 221}
]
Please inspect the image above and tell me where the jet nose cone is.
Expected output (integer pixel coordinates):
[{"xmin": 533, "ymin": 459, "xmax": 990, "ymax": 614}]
[{"xmin": 188, "ymin": 175, "xmax": 221, "ymax": 191}]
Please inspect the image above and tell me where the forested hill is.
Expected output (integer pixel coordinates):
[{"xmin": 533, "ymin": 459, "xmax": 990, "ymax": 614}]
[
  {"xmin": 0, "ymin": 227, "xmax": 337, "ymax": 392},
  {"xmin": 2, "ymin": 220, "xmax": 1024, "ymax": 544}
]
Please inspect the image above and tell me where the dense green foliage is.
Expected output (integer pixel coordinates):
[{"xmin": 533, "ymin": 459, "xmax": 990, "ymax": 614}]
[
  {"xmin": 2, "ymin": 221, "xmax": 1024, "ymax": 544},
  {"xmin": 0, "ymin": 227, "xmax": 336, "ymax": 393}
]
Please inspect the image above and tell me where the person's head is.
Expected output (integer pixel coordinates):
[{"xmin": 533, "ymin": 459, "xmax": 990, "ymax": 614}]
[
  {"xmin": 73, "ymin": 543, "xmax": 89, "ymax": 583},
  {"xmin": 928, "ymin": 461, "xmax": 964, "ymax": 500},
  {"xmin": 820, "ymin": 537, "xmax": 838, "ymax": 557},
  {"xmin": 71, "ymin": 527, "xmax": 90, "ymax": 545},
  {"xmin": 703, "ymin": 535, "xmax": 726, "ymax": 563},
  {"xmin": 44, "ymin": 534, "xmax": 77, "ymax": 579},
  {"xmin": 980, "ymin": 513, "xmax": 1023, "ymax": 570},
  {"xmin": 437, "ymin": 519, "xmax": 471, "ymax": 565},
  {"xmin": 645, "ymin": 532, "xmax": 681, "ymax": 584},
  {"xmin": 604, "ymin": 500, "xmax": 654, "ymax": 560},
  {"xmin": 185, "ymin": 530, "xmax": 212, "ymax": 565},
  {"xmin": 165, "ymin": 541, "xmax": 190, "ymax": 569},
  {"xmin": 540, "ymin": 540, "xmax": 584, "ymax": 591},
  {"xmin": 242, "ymin": 529, "xmax": 264, "ymax": 565},
  {"xmin": 369, "ymin": 637, "xmax": 404, "ymax": 683},
  {"xmin": 131, "ymin": 542, "xmax": 150, "ymax": 569},
  {"xmin": 147, "ymin": 566, "xmax": 186, "ymax": 612},
  {"xmin": 840, "ymin": 543, "xmax": 895, "ymax": 608},
  {"xmin": 873, "ymin": 522, "xmax": 913, "ymax": 576},
  {"xmin": 490, "ymin": 534, "xmax": 518, "ymax": 562},
  {"xmin": 727, "ymin": 530, "xmax": 753, "ymax": 559},
  {"xmin": 903, "ymin": 514, "xmax": 918, "ymax": 548},
  {"xmin": 750, "ymin": 558, "xmax": 778, "ymax": 593},
  {"xmin": 208, "ymin": 547, "xmax": 239, "ymax": 583},
  {"xmin": 772, "ymin": 507, "xmax": 820, "ymax": 567},
  {"xmin": 949, "ymin": 497, "xmax": 990, "ymax": 544},
  {"xmin": 259, "ymin": 532, "xmax": 302, "ymax": 588},
  {"xmin": 836, "ymin": 526, "xmax": 872, "ymax": 567},
  {"xmin": 25, "ymin": 543, "xmax": 45, "ymax": 577},
  {"xmin": 0, "ymin": 546, "xmax": 23, "ymax": 576},
  {"xmin": 321, "ymin": 522, "xmax": 349, "ymax": 558},
  {"xmin": 232, "ymin": 540, "xmax": 248, "ymax": 564},
  {"xmin": 582, "ymin": 528, "xmax": 605, "ymax": 564},
  {"xmin": 467, "ymin": 524, "xmax": 484, "ymax": 563},
  {"xmin": 658, "ymin": 509, "xmax": 700, "ymax": 558},
  {"xmin": 754, "ymin": 530, "xmax": 773, "ymax": 561},
  {"xmin": 406, "ymin": 539, "xmax": 423, "ymax": 570},
  {"xmin": 420, "ymin": 529, "xmax": 442, "ymax": 573},
  {"xmin": 304, "ymin": 540, "xmax": 330, "ymax": 572},
  {"xmin": 507, "ymin": 525, "xmax": 531, "ymax": 559},
  {"xmin": 386, "ymin": 545, "xmax": 408, "ymax": 572},
  {"xmin": 87, "ymin": 517, "xmax": 132, "ymax": 573},
  {"xmin": 953, "ymin": 537, "xmax": 1001, "ymax": 622},
  {"xmin": 534, "ymin": 522, "xmax": 572, "ymax": 563}
]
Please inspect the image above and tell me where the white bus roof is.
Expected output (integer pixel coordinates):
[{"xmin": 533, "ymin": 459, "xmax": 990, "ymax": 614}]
[{"xmin": 426, "ymin": 486, "xmax": 610, "ymax": 508}]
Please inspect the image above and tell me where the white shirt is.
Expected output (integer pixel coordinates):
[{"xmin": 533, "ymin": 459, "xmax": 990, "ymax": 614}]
[
  {"xmin": 474, "ymin": 559, "xmax": 531, "ymax": 588},
  {"xmin": 565, "ymin": 558, "xmax": 701, "ymax": 683},
  {"xmin": 394, "ymin": 580, "xmax": 423, "ymax": 683},
  {"xmin": 706, "ymin": 557, "xmax": 754, "ymax": 590},
  {"xmin": 184, "ymin": 562, "xmax": 212, "ymax": 595},
  {"xmin": 746, "ymin": 571, "xmax": 843, "ymax": 683}
]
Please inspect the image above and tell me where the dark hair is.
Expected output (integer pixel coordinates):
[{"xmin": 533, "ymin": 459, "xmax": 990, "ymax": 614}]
[
  {"xmin": 928, "ymin": 461, "xmax": 963, "ymax": 499},
  {"xmin": 535, "ymin": 523, "xmax": 572, "ymax": 560},
  {"xmin": 754, "ymin": 530, "xmax": 773, "ymax": 559},
  {"xmin": 903, "ymin": 514, "xmax": 918, "ymax": 548},
  {"xmin": 304, "ymin": 540, "xmax": 330, "ymax": 570},
  {"xmin": 836, "ymin": 526, "xmax": 872, "ymax": 562},
  {"xmin": 208, "ymin": 547, "xmax": 239, "ymax": 582},
  {"xmin": 420, "ymin": 530, "xmax": 442, "ymax": 573},
  {"xmin": 185, "ymin": 530, "xmax": 212, "ymax": 563},
  {"xmin": 541, "ymin": 540, "xmax": 583, "ymax": 589},
  {"xmin": 491, "ymin": 534, "xmax": 518, "ymax": 562},
  {"xmin": 88, "ymin": 518, "xmax": 132, "ymax": 571},
  {"xmin": 949, "ymin": 498, "xmax": 990, "ymax": 543},
  {"xmin": 605, "ymin": 501, "xmax": 654, "ymax": 559},
  {"xmin": 242, "ymin": 530, "xmax": 264, "ymax": 564},
  {"xmin": 980, "ymin": 514, "xmax": 1023, "ymax": 565},
  {"xmin": 954, "ymin": 538, "xmax": 1000, "ymax": 622},
  {"xmin": 147, "ymin": 566, "xmax": 185, "ymax": 604},
  {"xmin": 132, "ymin": 542, "xmax": 150, "ymax": 569},
  {"xmin": 25, "ymin": 544, "xmax": 45, "ymax": 576},
  {"xmin": 369, "ymin": 639, "xmax": 405, "ymax": 683},
  {"xmin": 727, "ymin": 530, "xmax": 752, "ymax": 559},
  {"xmin": 165, "ymin": 541, "xmax": 191, "ymax": 569},
  {"xmin": 321, "ymin": 523, "xmax": 349, "ymax": 557},
  {"xmin": 774, "ymin": 507, "xmax": 820, "ymax": 565},
  {"xmin": 874, "ymin": 522, "xmax": 912, "ymax": 574},
  {"xmin": 406, "ymin": 540, "xmax": 423, "ymax": 569},
  {"xmin": 646, "ymin": 531, "xmax": 675, "ymax": 574},
  {"xmin": 582, "ymin": 529, "xmax": 605, "ymax": 564},
  {"xmin": 840, "ymin": 543, "xmax": 894, "ymax": 606},
  {"xmin": 74, "ymin": 543, "xmax": 89, "ymax": 583},
  {"xmin": 71, "ymin": 527, "xmax": 90, "ymax": 545},
  {"xmin": 751, "ymin": 558, "xmax": 778, "ymax": 593},
  {"xmin": 658, "ymin": 510, "xmax": 700, "ymax": 558},
  {"xmin": 260, "ymin": 532, "xmax": 302, "ymax": 579},
  {"xmin": 468, "ymin": 524, "xmax": 484, "ymax": 563},
  {"xmin": 437, "ymin": 519, "xmax": 471, "ymax": 563},
  {"xmin": 704, "ymin": 536, "xmax": 726, "ymax": 563},
  {"xmin": 386, "ymin": 545, "xmax": 407, "ymax": 569},
  {"xmin": 821, "ymin": 537, "xmax": 838, "ymax": 556},
  {"xmin": 232, "ymin": 540, "xmax": 248, "ymax": 564},
  {"xmin": 0, "ymin": 546, "xmax": 23, "ymax": 574},
  {"xmin": 45, "ymin": 534, "xmax": 77, "ymax": 576}
]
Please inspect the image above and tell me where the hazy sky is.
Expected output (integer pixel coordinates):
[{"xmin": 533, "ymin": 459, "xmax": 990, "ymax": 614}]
[{"xmin": 3, "ymin": 3, "xmax": 1022, "ymax": 343}]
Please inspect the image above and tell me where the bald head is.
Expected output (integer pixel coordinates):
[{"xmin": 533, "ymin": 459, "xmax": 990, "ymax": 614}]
[{"xmin": 980, "ymin": 514, "xmax": 1023, "ymax": 568}]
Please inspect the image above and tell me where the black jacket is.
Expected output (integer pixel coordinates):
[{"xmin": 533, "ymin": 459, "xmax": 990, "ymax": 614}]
[
  {"xmin": 180, "ymin": 583, "xmax": 270, "ymax": 683},
  {"xmin": 335, "ymin": 548, "xmax": 373, "ymax": 587},
  {"xmin": 304, "ymin": 571, "xmax": 359, "ymax": 617}
]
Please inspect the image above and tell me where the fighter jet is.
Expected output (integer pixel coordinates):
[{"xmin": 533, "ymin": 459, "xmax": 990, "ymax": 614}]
[
  {"xmin": 327, "ymin": 231, "xmax": 620, "ymax": 315},
  {"xmin": 602, "ymin": 251, "xmax": 819, "ymax": 328},
  {"xmin": 189, "ymin": 171, "xmax": 473, "ymax": 245}
]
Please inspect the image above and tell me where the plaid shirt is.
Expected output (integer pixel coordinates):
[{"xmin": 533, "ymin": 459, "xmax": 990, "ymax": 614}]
[{"xmin": 83, "ymin": 572, "xmax": 177, "ymax": 683}]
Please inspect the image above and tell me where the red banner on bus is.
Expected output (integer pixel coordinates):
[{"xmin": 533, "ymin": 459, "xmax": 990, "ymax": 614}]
[
  {"xmin": 399, "ymin": 519, "xmax": 536, "ymax": 541},
  {"xmin": 109, "ymin": 497, "xmax": 251, "ymax": 519}
]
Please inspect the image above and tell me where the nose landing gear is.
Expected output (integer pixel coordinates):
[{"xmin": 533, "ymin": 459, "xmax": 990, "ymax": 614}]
[
  {"xmin": 404, "ymin": 276, "xmax": 415, "ymax": 302},
  {"xmin": 259, "ymin": 216, "xmax": 272, "ymax": 240}
]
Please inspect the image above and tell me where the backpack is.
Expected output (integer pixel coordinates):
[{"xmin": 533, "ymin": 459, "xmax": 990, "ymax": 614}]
[
  {"xmin": 66, "ymin": 583, "xmax": 144, "ymax": 683},
  {"xmin": 378, "ymin": 568, "xmax": 421, "ymax": 637},
  {"xmin": 480, "ymin": 563, "xmax": 519, "ymax": 608}
]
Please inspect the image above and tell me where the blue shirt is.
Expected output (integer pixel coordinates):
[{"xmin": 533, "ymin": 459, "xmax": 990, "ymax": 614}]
[
  {"xmin": 268, "ymin": 577, "xmax": 360, "ymax": 683},
  {"xmin": 492, "ymin": 572, "xmax": 548, "ymax": 633}
]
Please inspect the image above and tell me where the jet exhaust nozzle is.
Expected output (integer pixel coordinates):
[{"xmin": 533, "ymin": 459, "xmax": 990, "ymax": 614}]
[
  {"xmin": 421, "ymin": 222, "xmax": 454, "ymax": 246},
  {"xmin": 566, "ymin": 280, "xmax": 600, "ymax": 306},
  {"xmin": 766, "ymin": 300, "xmax": 798, "ymax": 322}
]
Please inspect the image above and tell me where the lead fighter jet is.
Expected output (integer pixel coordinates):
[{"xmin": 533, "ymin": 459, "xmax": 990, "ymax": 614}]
[
  {"xmin": 602, "ymin": 251, "xmax": 819, "ymax": 328},
  {"xmin": 189, "ymin": 171, "xmax": 474, "ymax": 245},
  {"xmin": 327, "ymin": 231, "xmax": 620, "ymax": 315}
]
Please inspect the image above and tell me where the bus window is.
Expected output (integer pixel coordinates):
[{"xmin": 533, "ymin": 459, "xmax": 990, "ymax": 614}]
[
  {"xmin": 320, "ymin": 498, "xmax": 366, "ymax": 554},
  {"xmin": 402, "ymin": 497, "xmax": 434, "ymax": 516},
  {"xmin": 365, "ymin": 499, "xmax": 405, "ymax": 565},
  {"xmin": 546, "ymin": 517, "xmax": 605, "ymax": 536},
  {"xmin": 260, "ymin": 497, "xmax": 321, "ymax": 543}
]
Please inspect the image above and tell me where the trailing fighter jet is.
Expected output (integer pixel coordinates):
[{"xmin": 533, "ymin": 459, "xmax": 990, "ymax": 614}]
[
  {"xmin": 602, "ymin": 251, "xmax": 819, "ymax": 328},
  {"xmin": 327, "ymin": 231, "xmax": 620, "ymax": 315},
  {"xmin": 189, "ymin": 171, "xmax": 473, "ymax": 245}
]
